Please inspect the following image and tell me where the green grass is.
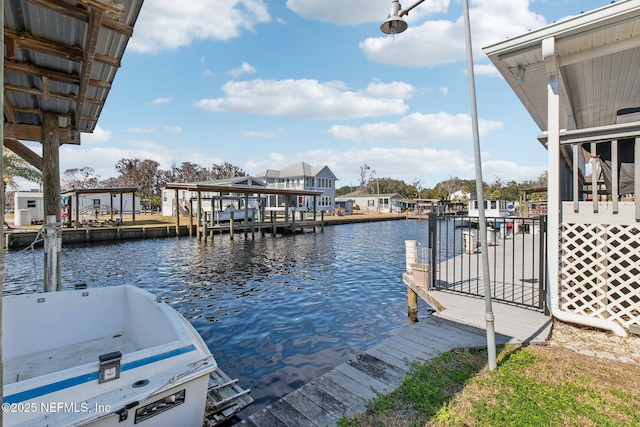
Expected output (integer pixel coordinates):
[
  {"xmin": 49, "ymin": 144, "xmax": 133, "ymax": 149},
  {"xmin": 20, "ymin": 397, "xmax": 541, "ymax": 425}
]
[{"xmin": 339, "ymin": 345, "xmax": 640, "ymax": 427}]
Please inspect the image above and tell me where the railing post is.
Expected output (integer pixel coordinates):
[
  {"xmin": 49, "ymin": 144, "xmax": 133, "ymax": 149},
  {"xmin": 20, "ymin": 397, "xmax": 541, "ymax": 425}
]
[
  {"xmin": 429, "ymin": 213, "xmax": 437, "ymax": 289},
  {"xmin": 539, "ymin": 215, "xmax": 548, "ymax": 314}
]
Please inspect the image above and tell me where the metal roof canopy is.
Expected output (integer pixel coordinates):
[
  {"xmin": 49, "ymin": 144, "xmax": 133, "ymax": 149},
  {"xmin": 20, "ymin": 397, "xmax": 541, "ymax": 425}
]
[
  {"xmin": 3, "ymin": 0, "xmax": 144, "ymax": 170},
  {"xmin": 62, "ymin": 186, "xmax": 138, "ymax": 195},
  {"xmin": 483, "ymin": 0, "xmax": 640, "ymax": 137},
  {"xmin": 165, "ymin": 182, "xmax": 324, "ymax": 197}
]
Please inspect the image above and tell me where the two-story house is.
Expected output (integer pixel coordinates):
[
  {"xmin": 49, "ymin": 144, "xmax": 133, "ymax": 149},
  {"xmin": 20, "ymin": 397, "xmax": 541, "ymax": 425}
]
[{"xmin": 254, "ymin": 162, "xmax": 338, "ymax": 212}]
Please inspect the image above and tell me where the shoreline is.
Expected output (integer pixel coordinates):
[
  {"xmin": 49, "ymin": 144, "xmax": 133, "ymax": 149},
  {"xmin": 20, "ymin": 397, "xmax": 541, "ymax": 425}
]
[{"xmin": 3, "ymin": 211, "xmax": 406, "ymax": 250}]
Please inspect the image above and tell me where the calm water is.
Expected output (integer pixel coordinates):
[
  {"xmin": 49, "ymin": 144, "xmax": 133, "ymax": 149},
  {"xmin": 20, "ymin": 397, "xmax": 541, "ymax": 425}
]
[{"xmin": 2, "ymin": 220, "xmax": 433, "ymax": 419}]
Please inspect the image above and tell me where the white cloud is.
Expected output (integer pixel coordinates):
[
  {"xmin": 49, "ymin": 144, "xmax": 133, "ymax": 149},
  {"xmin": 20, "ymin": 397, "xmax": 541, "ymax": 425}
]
[
  {"xmin": 194, "ymin": 79, "xmax": 414, "ymax": 119},
  {"xmin": 127, "ymin": 127, "xmax": 155, "ymax": 134},
  {"xmin": 474, "ymin": 63, "xmax": 500, "ymax": 78},
  {"xmin": 328, "ymin": 111, "xmax": 503, "ymax": 142},
  {"xmin": 130, "ymin": 0, "xmax": 271, "ymax": 54},
  {"xmin": 229, "ymin": 62, "xmax": 257, "ymax": 78},
  {"xmin": 241, "ymin": 129, "xmax": 285, "ymax": 138},
  {"xmin": 151, "ymin": 97, "xmax": 173, "ymax": 105},
  {"xmin": 360, "ymin": 0, "xmax": 547, "ymax": 68},
  {"xmin": 82, "ymin": 126, "xmax": 112, "ymax": 144},
  {"xmin": 286, "ymin": 0, "xmax": 449, "ymax": 26},
  {"xmin": 164, "ymin": 126, "xmax": 183, "ymax": 134},
  {"xmin": 439, "ymin": 86, "xmax": 448, "ymax": 95}
]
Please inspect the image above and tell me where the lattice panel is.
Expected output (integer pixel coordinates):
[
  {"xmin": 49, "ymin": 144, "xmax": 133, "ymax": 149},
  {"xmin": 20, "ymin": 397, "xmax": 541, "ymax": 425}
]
[{"xmin": 561, "ymin": 223, "xmax": 640, "ymax": 330}]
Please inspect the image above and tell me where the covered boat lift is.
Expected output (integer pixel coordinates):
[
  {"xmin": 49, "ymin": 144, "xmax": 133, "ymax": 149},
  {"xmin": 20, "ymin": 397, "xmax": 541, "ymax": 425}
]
[{"xmin": 164, "ymin": 182, "xmax": 324, "ymax": 240}]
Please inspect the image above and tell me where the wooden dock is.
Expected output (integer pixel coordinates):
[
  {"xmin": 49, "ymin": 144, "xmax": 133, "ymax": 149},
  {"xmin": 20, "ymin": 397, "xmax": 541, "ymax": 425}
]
[{"xmin": 244, "ymin": 291, "xmax": 552, "ymax": 426}]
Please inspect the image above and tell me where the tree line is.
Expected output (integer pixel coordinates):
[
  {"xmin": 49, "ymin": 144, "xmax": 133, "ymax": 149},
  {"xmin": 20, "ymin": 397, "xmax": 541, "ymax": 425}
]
[
  {"xmin": 61, "ymin": 160, "xmax": 246, "ymax": 208},
  {"xmin": 337, "ymin": 163, "xmax": 547, "ymax": 202},
  {"xmin": 5, "ymin": 154, "xmax": 547, "ymax": 210}
]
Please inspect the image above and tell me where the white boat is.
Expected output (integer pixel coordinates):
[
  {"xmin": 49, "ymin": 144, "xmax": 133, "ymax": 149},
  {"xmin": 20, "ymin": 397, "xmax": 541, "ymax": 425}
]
[
  {"xmin": 212, "ymin": 205, "xmax": 258, "ymax": 224},
  {"xmin": 3, "ymin": 285, "xmax": 217, "ymax": 426}
]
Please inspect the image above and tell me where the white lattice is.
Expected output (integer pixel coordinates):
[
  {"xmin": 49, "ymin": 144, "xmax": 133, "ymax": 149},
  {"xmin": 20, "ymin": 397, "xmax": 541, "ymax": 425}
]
[{"xmin": 561, "ymin": 223, "xmax": 640, "ymax": 330}]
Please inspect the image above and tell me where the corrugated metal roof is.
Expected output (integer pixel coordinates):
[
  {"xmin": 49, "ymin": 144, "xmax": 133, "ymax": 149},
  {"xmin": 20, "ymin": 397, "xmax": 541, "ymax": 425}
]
[
  {"xmin": 483, "ymin": 0, "xmax": 640, "ymax": 133},
  {"xmin": 4, "ymin": 0, "xmax": 144, "ymax": 153}
]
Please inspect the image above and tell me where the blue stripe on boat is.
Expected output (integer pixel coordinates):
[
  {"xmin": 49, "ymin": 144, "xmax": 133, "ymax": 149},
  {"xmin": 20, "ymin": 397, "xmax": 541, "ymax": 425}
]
[{"xmin": 4, "ymin": 344, "xmax": 197, "ymax": 404}]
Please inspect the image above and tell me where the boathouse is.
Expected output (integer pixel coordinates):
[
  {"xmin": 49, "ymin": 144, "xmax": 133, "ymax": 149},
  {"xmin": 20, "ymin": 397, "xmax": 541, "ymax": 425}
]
[
  {"xmin": 484, "ymin": 0, "xmax": 640, "ymax": 335},
  {"xmin": 161, "ymin": 176, "xmax": 267, "ymax": 217}
]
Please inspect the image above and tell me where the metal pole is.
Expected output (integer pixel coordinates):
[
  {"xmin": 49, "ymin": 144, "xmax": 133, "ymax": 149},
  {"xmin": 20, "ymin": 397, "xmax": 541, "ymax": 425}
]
[{"xmin": 463, "ymin": 0, "xmax": 496, "ymax": 371}]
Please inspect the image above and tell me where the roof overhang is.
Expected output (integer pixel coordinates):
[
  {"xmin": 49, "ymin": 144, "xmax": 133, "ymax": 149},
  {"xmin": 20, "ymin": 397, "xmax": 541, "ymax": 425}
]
[
  {"xmin": 3, "ymin": 0, "xmax": 144, "ymax": 163},
  {"xmin": 483, "ymin": 0, "xmax": 640, "ymax": 134},
  {"xmin": 165, "ymin": 183, "xmax": 324, "ymax": 197}
]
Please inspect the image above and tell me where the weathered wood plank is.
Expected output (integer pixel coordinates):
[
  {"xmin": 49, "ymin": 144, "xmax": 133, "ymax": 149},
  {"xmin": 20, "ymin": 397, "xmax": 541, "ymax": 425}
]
[
  {"xmin": 247, "ymin": 406, "xmax": 288, "ymax": 427},
  {"xmin": 267, "ymin": 399, "xmax": 317, "ymax": 427},
  {"xmin": 369, "ymin": 342, "xmax": 416, "ymax": 367},
  {"xmin": 282, "ymin": 390, "xmax": 339, "ymax": 427},
  {"xmin": 346, "ymin": 353, "xmax": 405, "ymax": 387},
  {"xmin": 364, "ymin": 346, "xmax": 411, "ymax": 373},
  {"xmin": 323, "ymin": 368, "xmax": 378, "ymax": 401},
  {"xmin": 333, "ymin": 363, "xmax": 390, "ymax": 394},
  {"xmin": 384, "ymin": 334, "xmax": 444, "ymax": 358},
  {"xmin": 313, "ymin": 375, "xmax": 369, "ymax": 414},
  {"xmin": 296, "ymin": 381, "xmax": 350, "ymax": 420}
]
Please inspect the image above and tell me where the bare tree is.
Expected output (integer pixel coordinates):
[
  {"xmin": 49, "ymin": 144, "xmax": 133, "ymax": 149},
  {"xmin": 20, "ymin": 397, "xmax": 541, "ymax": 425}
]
[
  {"xmin": 61, "ymin": 167, "xmax": 100, "ymax": 190},
  {"xmin": 357, "ymin": 163, "xmax": 375, "ymax": 193},
  {"xmin": 211, "ymin": 162, "xmax": 245, "ymax": 179}
]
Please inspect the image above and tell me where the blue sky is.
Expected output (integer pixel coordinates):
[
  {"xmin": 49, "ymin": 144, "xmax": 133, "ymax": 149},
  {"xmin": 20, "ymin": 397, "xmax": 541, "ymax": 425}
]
[{"xmin": 23, "ymin": 0, "xmax": 611, "ymax": 190}]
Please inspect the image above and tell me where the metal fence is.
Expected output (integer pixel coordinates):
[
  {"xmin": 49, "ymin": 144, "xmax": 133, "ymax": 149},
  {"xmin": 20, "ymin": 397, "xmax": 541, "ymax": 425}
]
[{"xmin": 426, "ymin": 213, "xmax": 547, "ymax": 312}]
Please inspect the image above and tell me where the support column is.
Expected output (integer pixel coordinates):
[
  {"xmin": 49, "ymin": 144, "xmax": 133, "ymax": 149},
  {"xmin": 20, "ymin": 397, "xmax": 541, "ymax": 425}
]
[
  {"xmin": 405, "ymin": 240, "xmax": 419, "ymax": 317},
  {"xmin": 543, "ymin": 36, "xmax": 561, "ymax": 313},
  {"xmin": 174, "ymin": 189, "xmax": 180, "ymax": 234},
  {"xmin": 42, "ymin": 113, "xmax": 62, "ymax": 292},
  {"xmin": 42, "ymin": 113, "xmax": 61, "ymax": 220}
]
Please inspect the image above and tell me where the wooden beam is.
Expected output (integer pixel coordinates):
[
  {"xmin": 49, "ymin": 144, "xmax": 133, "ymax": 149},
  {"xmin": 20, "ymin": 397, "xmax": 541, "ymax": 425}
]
[
  {"xmin": 4, "ymin": 95, "xmax": 16, "ymax": 124},
  {"xmin": 4, "ymin": 83, "xmax": 76, "ymax": 103},
  {"xmin": 5, "ymin": 60, "xmax": 113, "ymax": 89},
  {"xmin": 75, "ymin": 9, "xmax": 103, "ymax": 131},
  {"xmin": 78, "ymin": 0, "xmax": 125, "ymax": 18},
  {"xmin": 9, "ymin": 124, "xmax": 79, "ymax": 145},
  {"xmin": 25, "ymin": 0, "xmax": 133, "ymax": 36},
  {"xmin": 3, "ymin": 137, "xmax": 43, "ymax": 170},
  {"xmin": 4, "ymin": 29, "xmax": 121, "ymax": 68}
]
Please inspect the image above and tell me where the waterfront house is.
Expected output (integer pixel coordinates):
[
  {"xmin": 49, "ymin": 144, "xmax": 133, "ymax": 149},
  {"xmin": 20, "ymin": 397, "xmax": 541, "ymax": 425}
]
[
  {"xmin": 484, "ymin": 0, "xmax": 640, "ymax": 335},
  {"xmin": 254, "ymin": 162, "xmax": 337, "ymax": 212},
  {"xmin": 336, "ymin": 192, "xmax": 403, "ymax": 214}
]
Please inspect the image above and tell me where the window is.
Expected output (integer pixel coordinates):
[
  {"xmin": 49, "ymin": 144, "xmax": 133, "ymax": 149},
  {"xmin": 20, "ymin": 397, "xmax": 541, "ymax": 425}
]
[{"xmin": 27, "ymin": 200, "xmax": 36, "ymax": 208}]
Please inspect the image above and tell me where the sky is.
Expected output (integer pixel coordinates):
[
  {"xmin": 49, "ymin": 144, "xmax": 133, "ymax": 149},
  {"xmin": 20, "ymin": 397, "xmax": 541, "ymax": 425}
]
[{"xmin": 21, "ymin": 0, "xmax": 613, "ymax": 191}]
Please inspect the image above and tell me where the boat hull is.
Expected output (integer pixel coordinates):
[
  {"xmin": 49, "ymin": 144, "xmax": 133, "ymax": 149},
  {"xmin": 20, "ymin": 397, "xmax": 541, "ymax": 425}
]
[{"xmin": 2, "ymin": 285, "xmax": 217, "ymax": 426}]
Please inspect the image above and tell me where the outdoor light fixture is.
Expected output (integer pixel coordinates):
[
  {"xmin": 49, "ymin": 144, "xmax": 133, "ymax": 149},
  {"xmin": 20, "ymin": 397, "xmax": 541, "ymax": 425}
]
[
  {"xmin": 514, "ymin": 66, "xmax": 526, "ymax": 84},
  {"xmin": 380, "ymin": 0, "xmax": 497, "ymax": 371}
]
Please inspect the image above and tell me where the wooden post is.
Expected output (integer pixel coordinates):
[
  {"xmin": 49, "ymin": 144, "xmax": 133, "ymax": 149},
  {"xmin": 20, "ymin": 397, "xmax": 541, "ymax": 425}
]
[
  {"xmin": 196, "ymin": 191, "xmax": 202, "ymax": 241},
  {"xmin": 42, "ymin": 114, "xmax": 62, "ymax": 294},
  {"xmin": 74, "ymin": 192, "xmax": 80, "ymax": 228},
  {"xmin": 405, "ymin": 240, "xmax": 419, "ymax": 314},
  {"xmin": 230, "ymin": 211, "xmax": 235, "ymax": 240},
  {"xmin": 321, "ymin": 211, "xmax": 324, "ymax": 233},
  {"xmin": 189, "ymin": 199, "xmax": 193, "ymax": 237},
  {"xmin": 42, "ymin": 113, "xmax": 61, "ymax": 221},
  {"xmin": 131, "ymin": 191, "xmax": 136, "ymax": 224},
  {"xmin": 271, "ymin": 211, "xmax": 276, "ymax": 236},
  {"xmin": 174, "ymin": 189, "xmax": 180, "ymax": 234},
  {"xmin": 291, "ymin": 207, "xmax": 296, "ymax": 233}
]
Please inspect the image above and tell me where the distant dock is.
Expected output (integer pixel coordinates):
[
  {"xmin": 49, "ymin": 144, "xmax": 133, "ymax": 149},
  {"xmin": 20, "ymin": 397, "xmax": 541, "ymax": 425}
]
[{"xmin": 3, "ymin": 212, "xmax": 405, "ymax": 250}]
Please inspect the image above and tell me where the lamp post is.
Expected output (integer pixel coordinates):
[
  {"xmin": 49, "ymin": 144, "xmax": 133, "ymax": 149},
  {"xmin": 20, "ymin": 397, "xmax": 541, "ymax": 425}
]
[{"xmin": 381, "ymin": 0, "xmax": 497, "ymax": 371}]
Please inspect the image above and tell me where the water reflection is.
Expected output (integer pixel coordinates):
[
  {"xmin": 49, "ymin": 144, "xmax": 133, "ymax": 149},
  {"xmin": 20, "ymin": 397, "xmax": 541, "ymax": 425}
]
[{"xmin": 3, "ymin": 220, "xmax": 430, "ymax": 420}]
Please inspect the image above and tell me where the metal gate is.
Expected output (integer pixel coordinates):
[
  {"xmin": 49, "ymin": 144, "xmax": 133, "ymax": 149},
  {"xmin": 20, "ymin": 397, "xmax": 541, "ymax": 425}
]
[{"xmin": 426, "ymin": 213, "xmax": 547, "ymax": 312}]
